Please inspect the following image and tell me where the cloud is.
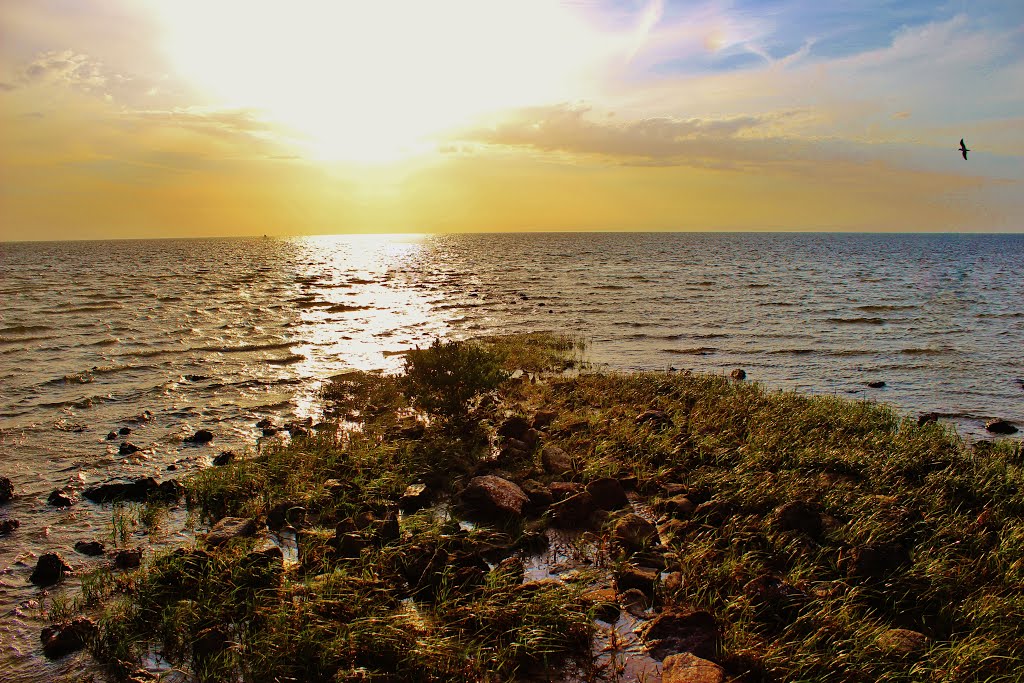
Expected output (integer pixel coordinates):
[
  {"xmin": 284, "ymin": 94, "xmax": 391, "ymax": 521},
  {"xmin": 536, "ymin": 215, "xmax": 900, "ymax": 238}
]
[{"xmin": 18, "ymin": 50, "xmax": 115, "ymax": 90}]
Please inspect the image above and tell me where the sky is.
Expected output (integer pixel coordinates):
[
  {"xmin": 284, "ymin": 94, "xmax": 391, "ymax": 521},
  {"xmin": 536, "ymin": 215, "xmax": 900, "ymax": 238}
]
[{"xmin": 1, "ymin": 0, "xmax": 1022, "ymax": 240}]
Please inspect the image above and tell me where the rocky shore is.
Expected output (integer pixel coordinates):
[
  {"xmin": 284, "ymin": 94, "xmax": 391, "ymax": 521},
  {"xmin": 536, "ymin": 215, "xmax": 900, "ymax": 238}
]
[{"xmin": 9, "ymin": 333, "xmax": 1024, "ymax": 682}]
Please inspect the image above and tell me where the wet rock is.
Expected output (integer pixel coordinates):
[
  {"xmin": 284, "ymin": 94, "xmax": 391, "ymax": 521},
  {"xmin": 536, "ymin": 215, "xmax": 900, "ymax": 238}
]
[
  {"xmin": 256, "ymin": 418, "xmax": 275, "ymax": 429},
  {"xmin": 773, "ymin": 500, "xmax": 823, "ymax": 537},
  {"xmin": 877, "ymin": 628, "xmax": 930, "ymax": 658},
  {"xmin": 635, "ymin": 409, "xmax": 672, "ymax": 429},
  {"xmin": 549, "ymin": 491, "xmax": 596, "ymax": 528},
  {"xmin": 84, "ymin": 477, "xmax": 159, "ymax": 503},
  {"xmin": 615, "ymin": 564, "xmax": 659, "ymax": 596},
  {"xmin": 917, "ymin": 412, "xmax": 940, "ymax": 426},
  {"xmin": 47, "ymin": 488, "xmax": 75, "ymax": 507},
  {"xmin": 639, "ymin": 609, "xmax": 720, "ymax": 660},
  {"xmin": 212, "ymin": 450, "xmax": 235, "ymax": 466},
  {"xmin": 663, "ymin": 571, "xmax": 683, "ymax": 594},
  {"xmin": 581, "ymin": 587, "xmax": 620, "ymax": 623},
  {"xmin": 185, "ymin": 429, "xmax": 214, "ymax": 444},
  {"xmin": 118, "ymin": 426, "xmax": 132, "ymax": 436},
  {"xmin": 399, "ymin": 483, "xmax": 432, "ymax": 513},
  {"xmin": 657, "ymin": 495, "xmax": 696, "ymax": 518},
  {"xmin": 461, "ymin": 476, "xmax": 529, "ymax": 519},
  {"xmin": 205, "ymin": 516, "xmax": 257, "ymax": 546},
  {"xmin": 620, "ymin": 588, "xmax": 652, "ymax": 616},
  {"xmin": 31, "ymin": 553, "xmax": 73, "ymax": 586},
  {"xmin": 867, "ymin": 380, "xmax": 886, "ymax": 388},
  {"xmin": 119, "ymin": 442, "xmax": 141, "ymax": 455},
  {"xmin": 0, "ymin": 519, "xmax": 20, "ymax": 535},
  {"xmin": 156, "ymin": 479, "xmax": 184, "ymax": 500},
  {"xmin": 549, "ymin": 481, "xmax": 582, "ymax": 501},
  {"xmin": 262, "ymin": 426, "xmax": 280, "ymax": 436},
  {"xmin": 541, "ymin": 445, "xmax": 573, "ymax": 475},
  {"xmin": 497, "ymin": 416, "xmax": 532, "ymax": 442},
  {"xmin": 586, "ymin": 477, "xmax": 628, "ymax": 510},
  {"xmin": 105, "ymin": 431, "xmax": 118, "ymax": 440},
  {"xmin": 612, "ymin": 513, "xmax": 659, "ymax": 554},
  {"xmin": 74, "ymin": 540, "xmax": 105, "ymax": 556},
  {"xmin": 266, "ymin": 501, "xmax": 301, "ymax": 530},
  {"xmin": 40, "ymin": 618, "xmax": 95, "ymax": 659},
  {"xmin": 533, "ymin": 410, "xmax": 557, "ymax": 430},
  {"xmin": 730, "ymin": 368, "xmax": 746, "ymax": 381},
  {"xmin": 662, "ymin": 652, "xmax": 725, "ymax": 683},
  {"xmin": 985, "ymin": 419, "xmax": 1018, "ymax": 435},
  {"xmin": 112, "ymin": 548, "xmax": 143, "ymax": 569},
  {"xmin": 520, "ymin": 479, "xmax": 553, "ymax": 510},
  {"xmin": 662, "ymin": 482, "xmax": 689, "ymax": 497}
]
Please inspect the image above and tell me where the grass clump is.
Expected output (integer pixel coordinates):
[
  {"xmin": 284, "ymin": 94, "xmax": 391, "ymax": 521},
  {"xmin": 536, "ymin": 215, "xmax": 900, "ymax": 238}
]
[{"xmin": 403, "ymin": 337, "xmax": 509, "ymax": 424}]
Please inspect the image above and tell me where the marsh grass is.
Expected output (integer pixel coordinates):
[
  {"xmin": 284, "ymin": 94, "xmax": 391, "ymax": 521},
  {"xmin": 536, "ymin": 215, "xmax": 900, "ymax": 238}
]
[{"xmin": 77, "ymin": 334, "xmax": 1023, "ymax": 682}]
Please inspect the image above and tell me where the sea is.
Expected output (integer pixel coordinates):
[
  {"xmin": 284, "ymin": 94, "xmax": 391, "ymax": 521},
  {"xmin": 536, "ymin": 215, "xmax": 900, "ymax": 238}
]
[{"xmin": 1, "ymin": 232, "xmax": 1022, "ymax": 680}]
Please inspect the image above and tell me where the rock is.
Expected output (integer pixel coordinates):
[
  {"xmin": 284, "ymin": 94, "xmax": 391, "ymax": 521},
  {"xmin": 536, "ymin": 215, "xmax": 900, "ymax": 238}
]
[
  {"xmin": 541, "ymin": 445, "xmax": 573, "ymax": 475},
  {"xmin": 867, "ymin": 380, "xmax": 886, "ymax": 388},
  {"xmin": 662, "ymin": 482, "xmax": 689, "ymax": 496},
  {"xmin": 0, "ymin": 519, "xmax": 20, "ymax": 535},
  {"xmin": 730, "ymin": 368, "xmax": 746, "ymax": 381},
  {"xmin": 322, "ymin": 478, "xmax": 346, "ymax": 497},
  {"xmin": 256, "ymin": 418, "xmax": 274, "ymax": 429},
  {"xmin": 659, "ymin": 519, "xmax": 692, "ymax": 543},
  {"xmin": 773, "ymin": 500, "xmax": 823, "ymax": 537},
  {"xmin": 186, "ymin": 429, "xmax": 214, "ymax": 444},
  {"xmin": 84, "ymin": 477, "xmax": 159, "ymax": 503},
  {"xmin": 399, "ymin": 483, "xmax": 432, "ymax": 513},
  {"xmin": 118, "ymin": 426, "xmax": 132, "ymax": 436},
  {"xmin": 497, "ymin": 416, "xmax": 532, "ymax": 441},
  {"xmin": 663, "ymin": 571, "xmax": 683, "ymax": 594},
  {"xmin": 877, "ymin": 628, "xmax": 929, "ymax": 658},
  {"xmin": 262, "ymin": 426, "xmax": 280, "ymax": 436},
  {"xmin": 205, "ymin": 517, "xmax": 257, "ymax": 546},
  {"xmin": 156, "ymin": 479, "xmax": 184, "ymax": 500},
  {"xmin": 112, "ymin": 548, "xmax": 143, "ymax": 569},
  {"xmin": 40, "ymin": 618, "xmax": 95, "ymax": 659},
  {"xmin": 461, "ymin": 476, "xmax": 529, "ymax": 519},
  {"xmin": 620, "ymin": 588, "xmax": 651, "ymax": 616},
  {"xmin": 74, "ymin": 540, "xmax": 105, "ymax": 556},
  {"xmin": 846, "ymin": 542, "xmax": 910, "ymax": 579},
  {"xmin": 212, "ymin": 450, "xmax": 235, "ymax": 466},
  {"xmin": 660, "ymin": 495, "xmax": 696, "ymax": 517},
  {"xmin": 917, "ymin": 412, "xmax": 939, "ymax": 426},
  {"xmin": 549, "ymin": 481, "xmax": 582, "ymax": 501},
  {"xmin": 639, "ymin": 609, "xmax": 720, "ymax": 660},
  {"xmin": 166, "ymin": 464, "xmax": 177, "ymax": 471},
  {"xmin": 586, "ymin": 477, "xmax": 628, "ymax": 510},
  {"xmin": 635, "ymin": 409, "xmax": 673, "ymax": 429},
  {"xmin": 549, "ymin": 491, "xmax": 596, "ymax": 528},
  {"xmin": 119, "ymin": 442, "xmax": 141, "ymax": 455},
  {"xmin": 580, "ymin": 587, "xmax": 620, "ymax": 623},
  {"xmin": 520, "ymin": 480, "xmax": 553, "ymax": 510},
  {"xmin": 615, "ymin": 564, "xmax": 659, "ymax": 596},
  {"xmin": 241, "ymin": 542, "xmax": 284, "ymax": 572},
  {"xmin": 612, "ymin": 513, "xmax": 659, "ymax": 554},
  {"xmin": 533, "ymin": 411, "xmax": 557, "ymax": 429},
  {"xmin": 662, "ymin": 652, "xmax": 725, "ymax": 683},
  {"xmin": 105, "ymin": 431, "xmax": 118, "ymax": 440},
  {"xmin": 494, "ymin": 556, "xmax": 525, "ymax": 585},
  {"xmin": 985, "ymin": 419, "xmax": 1018, "ymax": 435},
  {"xmin": 692, "ymin": 500, "xmax": 733, "ymax": 526},
  {"xmin": 47, "ymin": 488, "xmax": 75, "ymax": 507},
  {"xmin": 31, "ymin": 553, "xmax": 73, "ymax": 586}
]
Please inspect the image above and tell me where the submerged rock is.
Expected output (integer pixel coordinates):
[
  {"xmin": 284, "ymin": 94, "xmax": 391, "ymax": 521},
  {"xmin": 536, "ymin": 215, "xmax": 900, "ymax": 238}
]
[
  {"xmin": 985, "ymin": 419, "xmax": 1018, "ymax": 435},
  {"xmin": 461, "ymin": 476, "xmax": 529, "ymax": 519},
  {"xmin": 40, "ymin": 618, "xmax": 95, "ymax": 659},
  {"xmin": 615, "ymin": 564, "xmax": 659, "ymax": 597},
  {"xmin": 31, "ymin": 553, "xmax": 73, "ymax": 586},
  {"xmin": 0, "ymin": 519, "xmax": 20, "ymax": 535},
  {"xmin": 662, "ymin": 652, "xmax": 725, "ymax": 683},
  {"xmin": 867, "ymin": 380, "xmax": 886, "ymax": 389},
  {"xmin": 105, "ymin": 431, "xmax": 118, "ymax": 440},
  {"xmin": 212, "ymin": 450, "xmax": 235, "ymax": 466},
  {"xmin": 118, "ymin": 427, "xmax": 132, "ymax": 436},
  {"xmin": 550, "ymin": 491, "xmax": 596, "ymax": 528},
  {"xmin": 917, "ymin": 412, "xmax": 940, "ymax": 426},
  {"xmin": 205, "ymin": 517, "xmax": 258, "ymax": 546},
  {"xmin": 185, "ymin": 429, "xmax": 214, "ymax": 444},
  {"xmin": 581, "ymin": 587, "xmax": 620, "ymax": 623},
  {"xmin": 0, "ymin": 476, "xmax": 14, "ymax": 503},
  {"xmin": 639, "ymin": 609, "xmax": 720, "ymax": 660},
  {"xmin": 74, "ymin": 540, "xmax": 105, "ymax": 556},
  {"xmin": 112, "ymin": 548, "xmax": 143, "ymax": 569},
  {"xmin": 47, "ymin": 488, "xmax": 75, "ymax": 507},
  {"xmin": 84, "ymin": 477, "xmax": 158, "ymax": 503},
  {"xmin": 612, "ymin": 513, "xmax": 659, "ymax": 553}
]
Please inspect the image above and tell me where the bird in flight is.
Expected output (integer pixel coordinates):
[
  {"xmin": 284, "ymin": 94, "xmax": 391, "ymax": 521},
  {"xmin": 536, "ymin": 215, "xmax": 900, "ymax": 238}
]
[{"xmin": 959, "ymin": 138, "xmax": 970, "ymax": 160}]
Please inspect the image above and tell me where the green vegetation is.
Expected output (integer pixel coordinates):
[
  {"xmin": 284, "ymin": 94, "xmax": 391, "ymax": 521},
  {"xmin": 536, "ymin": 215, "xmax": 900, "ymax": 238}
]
[{"xmin": 65, "ymin": 333, "xmax": 1023, "ymax": 682}]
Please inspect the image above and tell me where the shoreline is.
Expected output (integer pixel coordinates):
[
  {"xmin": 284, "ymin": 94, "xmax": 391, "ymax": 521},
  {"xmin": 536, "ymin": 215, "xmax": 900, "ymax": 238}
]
[{"xmin": 13, "ymin": 333, "xmax": 1022, "ymax": 682}]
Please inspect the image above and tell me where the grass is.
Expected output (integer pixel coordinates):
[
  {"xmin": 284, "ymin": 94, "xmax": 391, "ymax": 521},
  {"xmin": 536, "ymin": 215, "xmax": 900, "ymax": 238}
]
[{"xmin": 68, "ymin": 333, "xmax": 1023, "ymax": 682}]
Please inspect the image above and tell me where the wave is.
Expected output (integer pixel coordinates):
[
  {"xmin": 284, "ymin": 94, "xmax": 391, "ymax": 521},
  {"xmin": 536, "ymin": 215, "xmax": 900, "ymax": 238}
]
[
  {"xmin": 593, "ymin": 285, "xmax": 628, "ymax": 290},
  {"xmin": 900, "ymin": 347, "xmax": 953, "ymax": 356},
  {"xmin": 54, "ymin": 304, "xmax": 124, "ymax": 313},
  {"xmin": 0, "ymin": 334, "xmax": 55, "ymax": 345},
  {"xmin": 767, "ymin": 348, "xmax": 816, "ymax": 355},
  {"xmin": 827, "ymin": 317, "xmax": 886, "ymax": 325},
  {"xmin": 662, "ymin": 347, "xmax": 716, "ymax": 355},
  {"xmin": 266, "ymin": 354, "xmax": 305, "ymax": 366},
  {"xmin": 0, "ymin": 324, "xmax": 53, "ymax": 334},
  {"xmin": 854, "ymin": 304, "xmax": 917, "ymax": 312},
  {"xmin": 195, "ymin": 341, "xmax": 294, "ymax": 353}
]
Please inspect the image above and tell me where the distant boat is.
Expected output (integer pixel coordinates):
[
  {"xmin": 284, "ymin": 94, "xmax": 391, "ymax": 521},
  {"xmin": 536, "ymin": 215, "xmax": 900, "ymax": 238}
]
[{"xmin": 959, "ymin": 138, "xmax": 970, "ymax": 160}]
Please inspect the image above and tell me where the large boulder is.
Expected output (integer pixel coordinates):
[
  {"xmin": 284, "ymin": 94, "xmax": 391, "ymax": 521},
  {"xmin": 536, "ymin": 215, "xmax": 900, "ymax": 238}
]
[
  {"xmin": 662, "ymin": 652, "xmax": 725, "ymax": 683},
  {"xmin": 205, "ymin": 517, "xmax": 258, "ymax": 546},
  {"xmin": 0, "ymin": 476, "xmax": 13, "ymax": 504},
  {"xmin": 639, "ymin": 609, "xmax": 720, "ymax": 660},
  {"xmin": 541, "ymin": 445, "xmax": 573, "ymax": 475},
  {"xmin": 31, "ymin": 553, "xmax": 73, "ymax": 586},
  {"xmin": 40, "ymin": 618, "xmax": 95, "ymax": 659},
  {"xmin": 83, "ymin": 477, "xmax": 159, "ymax": 503},
  {"xmin": 612, "ymin": 513, "xmax": 659, "ymax": 553},
  {"xmin": 461, "ymin": 476, "xmax": 529, "ymax": 519},
  {"xmin": 586, "ymin": 477, "xmax": 628, "ymax": 510}
]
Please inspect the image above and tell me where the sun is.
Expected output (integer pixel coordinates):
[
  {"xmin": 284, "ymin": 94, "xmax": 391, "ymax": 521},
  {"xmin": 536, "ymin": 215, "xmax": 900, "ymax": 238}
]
[{"xmin": 151, "ymin": 1, "xmax": 612, "ymax": 163}]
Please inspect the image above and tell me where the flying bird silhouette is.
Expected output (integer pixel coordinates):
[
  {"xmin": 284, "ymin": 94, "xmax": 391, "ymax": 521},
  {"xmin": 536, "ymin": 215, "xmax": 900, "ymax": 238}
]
[{"xmin": 959, "ymin": 138, "xmax": 970, "ymax": 160}]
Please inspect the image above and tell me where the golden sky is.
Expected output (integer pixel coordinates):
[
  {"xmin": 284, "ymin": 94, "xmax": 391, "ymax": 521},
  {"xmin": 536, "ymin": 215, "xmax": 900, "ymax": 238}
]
[{"xmin": 1, "ymin": 0, "xmax": 1022, "ymax": 240}]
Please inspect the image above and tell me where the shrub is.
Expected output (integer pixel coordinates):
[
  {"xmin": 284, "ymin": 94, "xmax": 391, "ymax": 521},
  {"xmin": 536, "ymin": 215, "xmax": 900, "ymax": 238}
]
[{"xmin": 403, "ymin": 339, "xmax": 509, "ymax": 423}]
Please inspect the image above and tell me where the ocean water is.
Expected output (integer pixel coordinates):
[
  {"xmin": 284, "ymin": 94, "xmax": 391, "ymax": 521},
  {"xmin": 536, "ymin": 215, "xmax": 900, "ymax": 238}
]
[{"xmin": 1, "ymin": 231, "xmax": 1022, "ymax": 679}]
